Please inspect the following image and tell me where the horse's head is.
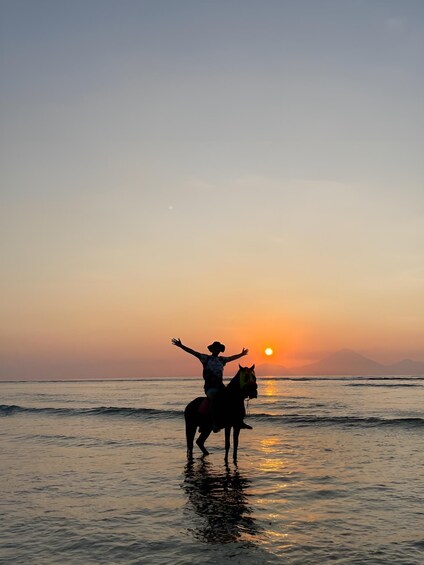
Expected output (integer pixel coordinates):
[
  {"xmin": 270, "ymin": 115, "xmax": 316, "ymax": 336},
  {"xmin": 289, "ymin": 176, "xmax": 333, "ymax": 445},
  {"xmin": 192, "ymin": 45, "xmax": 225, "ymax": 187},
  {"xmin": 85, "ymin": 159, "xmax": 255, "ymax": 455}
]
[{"xmin": 238, "ymin": 364, "xmax": 257, "ymax": 399}]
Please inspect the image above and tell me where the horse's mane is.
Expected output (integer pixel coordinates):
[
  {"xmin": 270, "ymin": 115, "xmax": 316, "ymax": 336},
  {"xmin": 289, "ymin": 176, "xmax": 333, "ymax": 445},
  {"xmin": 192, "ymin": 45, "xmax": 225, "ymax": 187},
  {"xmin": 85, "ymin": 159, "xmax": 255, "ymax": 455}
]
[
  {"xmin": 226, "ymin": 366, "xmax": 255, "ymax": 394},
  {"xmin": 226, "ymin": 370, "xmax": 241, "ymax": 392}
]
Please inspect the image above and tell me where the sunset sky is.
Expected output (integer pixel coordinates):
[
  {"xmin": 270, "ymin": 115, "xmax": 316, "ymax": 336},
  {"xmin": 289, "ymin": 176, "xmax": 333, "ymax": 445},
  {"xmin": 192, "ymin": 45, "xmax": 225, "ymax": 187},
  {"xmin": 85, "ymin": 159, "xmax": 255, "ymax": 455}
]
[{"xmin": 1, "ymin": 0, "xmax": 423, "ymax": 379}]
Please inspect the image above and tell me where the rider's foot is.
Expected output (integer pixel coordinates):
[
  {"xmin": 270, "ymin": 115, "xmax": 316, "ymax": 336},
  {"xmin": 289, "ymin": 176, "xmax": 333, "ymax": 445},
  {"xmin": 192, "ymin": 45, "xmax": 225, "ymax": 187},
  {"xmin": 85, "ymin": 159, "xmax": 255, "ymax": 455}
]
[
  {"xmin": 213, "ymin": 422, "xmax": 223, "ymax": 433},
  {"xmin": 240, "ymin": 421, "xmax": 252, "ymax": 430}
]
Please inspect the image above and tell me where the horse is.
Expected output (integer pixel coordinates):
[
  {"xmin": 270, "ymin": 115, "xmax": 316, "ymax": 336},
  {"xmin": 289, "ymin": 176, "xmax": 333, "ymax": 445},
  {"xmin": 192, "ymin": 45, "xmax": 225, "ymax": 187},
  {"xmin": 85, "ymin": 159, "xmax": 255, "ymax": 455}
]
[{"xmin": 184, "ymin": 365, "xmax": 257, "ymax": 463}]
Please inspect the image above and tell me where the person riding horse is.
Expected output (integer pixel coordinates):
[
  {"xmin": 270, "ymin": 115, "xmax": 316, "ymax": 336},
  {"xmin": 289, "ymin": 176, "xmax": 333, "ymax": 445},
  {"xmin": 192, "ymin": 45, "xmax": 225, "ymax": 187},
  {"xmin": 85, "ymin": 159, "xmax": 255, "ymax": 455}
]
[
  {"xmin": 184, "ymin": 365, "xmax": 257, "ymax": 461},
  {"xmin": 171, "ymin": 338, "xmax": 252, "ymax": 432}
]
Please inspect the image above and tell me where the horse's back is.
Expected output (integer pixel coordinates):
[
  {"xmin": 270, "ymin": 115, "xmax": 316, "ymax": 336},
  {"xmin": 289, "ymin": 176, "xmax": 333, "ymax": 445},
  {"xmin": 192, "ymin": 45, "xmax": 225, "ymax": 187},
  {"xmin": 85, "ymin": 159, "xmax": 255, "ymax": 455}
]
[{"xmin": 184, "ymin": 396, "xmax": 204, "ymax": 419}]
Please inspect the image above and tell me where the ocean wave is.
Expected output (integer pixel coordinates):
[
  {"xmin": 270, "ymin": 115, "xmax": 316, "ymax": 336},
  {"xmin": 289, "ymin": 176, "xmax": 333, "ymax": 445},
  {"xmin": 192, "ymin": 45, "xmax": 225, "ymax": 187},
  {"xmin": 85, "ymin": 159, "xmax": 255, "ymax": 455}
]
[
  {"xmin": 1, "ymin": 404, "xmax": 422, "ymax": 429},
  {"xmin": 250, "ymin": 413, "xmax": 424, "ymax": 428},
  {"xmin": 0, "ymin": 404, "xmax": 180, "ymax": 419},
  {"xmin": 345, "ymin": 383, "xmax": 422, "ymax": 387}
]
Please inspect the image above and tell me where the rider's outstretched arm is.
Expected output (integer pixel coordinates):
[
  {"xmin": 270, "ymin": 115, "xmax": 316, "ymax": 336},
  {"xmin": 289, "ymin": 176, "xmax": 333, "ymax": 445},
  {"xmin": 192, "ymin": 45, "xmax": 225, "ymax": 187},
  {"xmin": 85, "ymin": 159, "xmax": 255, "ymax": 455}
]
[
  {"xmin": 224, "ymin": 348, "xmax": 249, "ymax": 363},
  {"xmin": 171, "ymin": 338, "xmax": 202, "ymax": 359}
]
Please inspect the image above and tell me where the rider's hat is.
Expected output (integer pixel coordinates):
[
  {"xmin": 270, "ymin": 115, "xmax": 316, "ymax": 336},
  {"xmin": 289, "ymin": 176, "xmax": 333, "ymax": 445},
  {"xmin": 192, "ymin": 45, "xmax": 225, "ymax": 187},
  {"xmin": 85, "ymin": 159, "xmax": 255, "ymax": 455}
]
[{"xmin": 207, "ymin": 341, "xmax": 226, "ymax": 353}]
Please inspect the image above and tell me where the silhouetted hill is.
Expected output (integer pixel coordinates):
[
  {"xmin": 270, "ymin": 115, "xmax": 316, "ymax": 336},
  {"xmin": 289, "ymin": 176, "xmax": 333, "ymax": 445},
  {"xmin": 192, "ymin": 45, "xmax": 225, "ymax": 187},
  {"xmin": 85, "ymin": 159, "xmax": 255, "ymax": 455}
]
[
  {"xmin": 385, "ymin": 359, "xmax": 424, "ymax": 375},
  {"xmin": 293, "ymin": 349, "xmax": 387, "ymax": 375},
  {"xmin": 256, "ymin": 349, "xmax": 424, "ymax": 376},
  {"xmin": 255, "ymin": 363, "xmax": 290, "ymax": 376}
]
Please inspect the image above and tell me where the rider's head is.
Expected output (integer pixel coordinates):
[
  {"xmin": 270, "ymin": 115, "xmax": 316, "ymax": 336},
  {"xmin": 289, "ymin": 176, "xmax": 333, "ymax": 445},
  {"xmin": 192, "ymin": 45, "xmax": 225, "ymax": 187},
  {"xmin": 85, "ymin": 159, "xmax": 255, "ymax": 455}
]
[{"xmin": 207, "ymin": 341, "xmax": 225, "ymax": 355}]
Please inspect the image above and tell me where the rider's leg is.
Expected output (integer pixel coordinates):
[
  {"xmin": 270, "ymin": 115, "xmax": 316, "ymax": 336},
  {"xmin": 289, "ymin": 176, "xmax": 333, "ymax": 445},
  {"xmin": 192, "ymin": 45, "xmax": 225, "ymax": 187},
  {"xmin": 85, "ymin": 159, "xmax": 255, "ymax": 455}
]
[{"xmin": 206, "ymin": 387, "xmax": 223, "ymax": 432}]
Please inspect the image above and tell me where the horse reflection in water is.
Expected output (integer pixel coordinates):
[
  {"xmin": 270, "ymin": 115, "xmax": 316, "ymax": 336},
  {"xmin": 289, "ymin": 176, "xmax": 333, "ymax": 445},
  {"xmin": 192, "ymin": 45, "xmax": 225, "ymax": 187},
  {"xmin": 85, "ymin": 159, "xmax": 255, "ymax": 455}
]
[{"xmin": 182, "ymin": 458, "xmax": 259, "ymax": 544}]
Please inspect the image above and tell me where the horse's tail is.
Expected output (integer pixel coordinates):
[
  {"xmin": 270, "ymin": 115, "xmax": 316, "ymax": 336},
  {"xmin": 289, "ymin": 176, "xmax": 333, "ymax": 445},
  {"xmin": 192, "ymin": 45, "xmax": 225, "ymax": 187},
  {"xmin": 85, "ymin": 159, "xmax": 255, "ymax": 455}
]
[{"xmin": 184, "ymin": 397, "xmax": 204, "ymax": 457}]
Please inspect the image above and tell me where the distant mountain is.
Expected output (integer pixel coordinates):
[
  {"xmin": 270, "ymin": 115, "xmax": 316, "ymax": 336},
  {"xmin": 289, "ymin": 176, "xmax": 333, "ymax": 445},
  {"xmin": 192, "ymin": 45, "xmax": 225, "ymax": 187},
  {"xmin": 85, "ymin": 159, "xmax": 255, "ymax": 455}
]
[
  {"xmin": 255, "ymin": 363, "xmax": 290, "ymax": 376},
  {"xmin": 293, "ymin": 349, "xmax": 387, "ymax": 376},
  {"xmin": 256, "ymin": 349, "xmax": 424, "ymax": 376},
  {"xmin": 385, "ymin": 359, "xmax": 424, "ymax": 376}
]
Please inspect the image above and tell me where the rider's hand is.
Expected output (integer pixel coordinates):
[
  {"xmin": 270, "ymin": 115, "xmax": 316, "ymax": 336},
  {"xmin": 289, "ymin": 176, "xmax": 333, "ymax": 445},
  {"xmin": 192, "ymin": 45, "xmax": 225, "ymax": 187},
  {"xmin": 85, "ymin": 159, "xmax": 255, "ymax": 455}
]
[
  {"xmin": 172, "ymin": 338, "xmax": 182, "ymax": 347},
  {"xmin": 242, "ymin": 348, "xmax": 248, "ymax": 356}
]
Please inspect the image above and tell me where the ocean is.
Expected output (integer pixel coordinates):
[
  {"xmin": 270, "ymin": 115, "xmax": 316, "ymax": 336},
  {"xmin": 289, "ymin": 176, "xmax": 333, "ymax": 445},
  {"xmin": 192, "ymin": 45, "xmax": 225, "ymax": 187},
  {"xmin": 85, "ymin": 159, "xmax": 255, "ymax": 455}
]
[{"xmin": 1, "ymin": 375, "xmax": 423, "ymax": 564}]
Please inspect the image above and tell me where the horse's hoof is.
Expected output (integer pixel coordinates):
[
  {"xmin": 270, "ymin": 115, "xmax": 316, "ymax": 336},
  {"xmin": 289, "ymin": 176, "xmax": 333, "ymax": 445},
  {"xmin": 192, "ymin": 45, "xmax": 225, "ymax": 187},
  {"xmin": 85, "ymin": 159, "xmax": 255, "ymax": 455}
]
[{"xmin": 196, "ymin": 439, "xmax": 209, "ymax": 456}]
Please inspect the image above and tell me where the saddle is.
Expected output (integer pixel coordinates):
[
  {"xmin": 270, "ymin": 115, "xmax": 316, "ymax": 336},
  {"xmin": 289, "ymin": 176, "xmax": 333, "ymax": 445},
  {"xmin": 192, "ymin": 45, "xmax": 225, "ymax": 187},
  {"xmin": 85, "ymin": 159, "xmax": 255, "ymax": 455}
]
[{"xmin": 198, "ymin": 397, "xmax": 212, "ymax": 417}]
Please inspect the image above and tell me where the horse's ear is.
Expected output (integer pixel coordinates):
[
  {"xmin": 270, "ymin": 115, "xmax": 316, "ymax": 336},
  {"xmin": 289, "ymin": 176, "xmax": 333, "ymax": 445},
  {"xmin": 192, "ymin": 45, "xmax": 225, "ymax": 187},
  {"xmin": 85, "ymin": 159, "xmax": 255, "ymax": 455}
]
[
  {"xmin": 239, "ymin": 364, "xmax": 242, "ymax": 369},
  {"xmin": 250, "ymin": 364, "xmax": 255, "ymax": 370}
]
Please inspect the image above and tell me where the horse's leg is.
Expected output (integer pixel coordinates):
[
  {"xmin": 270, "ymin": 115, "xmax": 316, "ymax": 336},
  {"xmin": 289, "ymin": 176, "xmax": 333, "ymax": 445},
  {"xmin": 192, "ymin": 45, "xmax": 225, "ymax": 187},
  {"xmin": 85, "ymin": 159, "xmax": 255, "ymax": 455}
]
[
  {"xmin": 233, "ymin": 426, "xmax": 240, "ymax": 463},
  {"xmin": 196, "ymin": 429, "xmax": 211, "ymax": 456},
  {"xmin": 224, "ymin": 426, "xmax": 231, "ymax": 463},
  {"xmin": 185, "ymin": 418, "xmax": 196, "ymax": 459}
]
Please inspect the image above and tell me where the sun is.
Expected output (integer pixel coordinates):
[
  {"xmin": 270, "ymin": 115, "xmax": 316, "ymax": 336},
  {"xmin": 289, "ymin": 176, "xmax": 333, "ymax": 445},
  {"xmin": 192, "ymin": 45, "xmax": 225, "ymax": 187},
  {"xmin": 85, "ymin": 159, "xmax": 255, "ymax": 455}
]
[{"xmin": 264, "ymin": 347, "xmax": 274, "ymax": 356}]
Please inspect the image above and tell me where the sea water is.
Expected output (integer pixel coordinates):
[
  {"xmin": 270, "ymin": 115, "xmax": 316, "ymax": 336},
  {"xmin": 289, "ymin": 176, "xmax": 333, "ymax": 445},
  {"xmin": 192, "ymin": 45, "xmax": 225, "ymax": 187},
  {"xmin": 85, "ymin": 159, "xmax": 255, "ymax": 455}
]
[{"xmin": 1, "ymin": 376, "xmax": 423, "ymax": 564}]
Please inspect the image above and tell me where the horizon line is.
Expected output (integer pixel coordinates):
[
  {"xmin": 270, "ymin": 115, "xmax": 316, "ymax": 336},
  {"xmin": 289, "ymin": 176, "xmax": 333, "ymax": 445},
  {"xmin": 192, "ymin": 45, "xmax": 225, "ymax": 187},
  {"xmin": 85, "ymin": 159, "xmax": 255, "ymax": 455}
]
[{"xmin": 1, "ymin": 375, "xmax": 424, "ymax": 383}]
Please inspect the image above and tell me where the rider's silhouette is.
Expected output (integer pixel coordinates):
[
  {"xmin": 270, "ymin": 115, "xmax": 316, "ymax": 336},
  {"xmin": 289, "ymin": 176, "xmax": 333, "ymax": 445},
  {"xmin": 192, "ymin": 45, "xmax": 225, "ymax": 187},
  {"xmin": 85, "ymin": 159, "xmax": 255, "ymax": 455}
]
[{"xmin": 172, "ymin": 338, "xmax": 252, "ymax": 431}]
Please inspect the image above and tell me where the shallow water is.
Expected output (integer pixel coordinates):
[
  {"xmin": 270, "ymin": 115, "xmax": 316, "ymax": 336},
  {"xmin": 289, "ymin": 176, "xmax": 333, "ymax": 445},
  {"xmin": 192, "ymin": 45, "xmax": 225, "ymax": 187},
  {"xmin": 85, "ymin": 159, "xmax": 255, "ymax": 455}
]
[{"xmin": 1, "ymin": 377, "xmax": 423, "ymax": 564}]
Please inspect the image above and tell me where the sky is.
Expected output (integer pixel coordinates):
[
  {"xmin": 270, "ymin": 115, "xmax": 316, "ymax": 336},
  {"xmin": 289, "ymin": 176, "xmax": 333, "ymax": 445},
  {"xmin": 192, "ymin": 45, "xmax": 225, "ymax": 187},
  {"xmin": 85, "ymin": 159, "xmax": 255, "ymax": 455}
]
[{"xmin": 1, "ymin": 0, "xmax": 423, "ymax": 379}]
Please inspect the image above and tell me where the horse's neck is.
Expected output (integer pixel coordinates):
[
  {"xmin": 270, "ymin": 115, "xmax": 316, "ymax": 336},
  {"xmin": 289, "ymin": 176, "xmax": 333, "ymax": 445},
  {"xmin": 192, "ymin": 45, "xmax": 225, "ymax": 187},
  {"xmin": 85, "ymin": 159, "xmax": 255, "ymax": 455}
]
[{"xmin": 226, "ymin": 374, "xmax": 243, "ymax": 398}]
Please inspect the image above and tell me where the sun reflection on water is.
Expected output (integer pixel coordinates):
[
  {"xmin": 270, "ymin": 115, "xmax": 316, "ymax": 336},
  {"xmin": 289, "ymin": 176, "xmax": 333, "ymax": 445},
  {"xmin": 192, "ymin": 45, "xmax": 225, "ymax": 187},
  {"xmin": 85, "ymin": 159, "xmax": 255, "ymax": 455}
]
[
  {"xmin": 259, "ymin": 438, "xmax": 286, "ymax": 473},
  {"xmin": 262, "ymin": 380, "xmax": 278, "ymax": 397},
  {"xmin": 260, "ymin": 458, "xmax": 287, "ymax": 473},
  {"xmin": 260, "ymin": 437, "xmax": 282, "ymax": 453}
]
